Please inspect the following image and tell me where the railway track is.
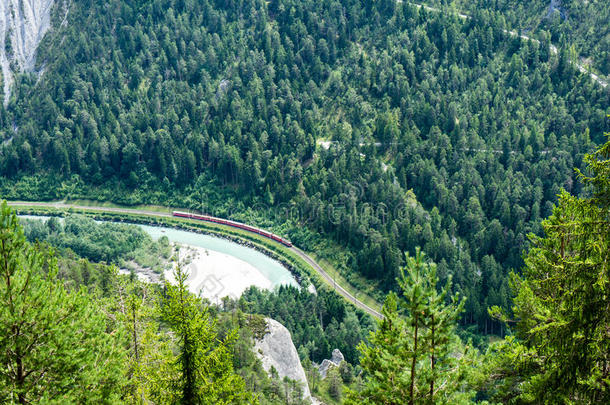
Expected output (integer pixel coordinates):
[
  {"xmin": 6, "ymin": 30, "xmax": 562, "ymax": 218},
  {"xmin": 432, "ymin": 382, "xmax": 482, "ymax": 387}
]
[
  {"xmin": 291, "ymin": 246, "xmax": 383, "ymax": 319},
  {"xmin": 7, "ymin": 201, "xmax": 383, "ymax": 320}
]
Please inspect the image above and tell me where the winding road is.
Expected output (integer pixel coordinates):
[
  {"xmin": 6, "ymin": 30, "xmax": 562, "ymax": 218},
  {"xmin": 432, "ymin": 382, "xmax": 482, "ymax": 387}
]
[
  {"xmin": 404, "ymin": 1, "xmax": 607, "ymax": 88},
  {"xmin": 7, "ymin": 201, "xmax": 384, "ymax": 319}
]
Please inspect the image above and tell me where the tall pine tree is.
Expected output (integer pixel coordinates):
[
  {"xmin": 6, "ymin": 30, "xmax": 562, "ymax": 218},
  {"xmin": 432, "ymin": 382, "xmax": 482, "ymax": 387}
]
[
  {"xmin": 488, "ymin": 136, "xmax": 610, "ymax": 403},
  {"xmin": 347, "ymin": 248, "xmax": 477, "ymax": 404},
  {"xmin": 162, "ymin": 264, "xmax": 255, "ymax": 404},
  {"xmin": 0, "ymin": 201, "xmax": 127, "ymax": 403}
]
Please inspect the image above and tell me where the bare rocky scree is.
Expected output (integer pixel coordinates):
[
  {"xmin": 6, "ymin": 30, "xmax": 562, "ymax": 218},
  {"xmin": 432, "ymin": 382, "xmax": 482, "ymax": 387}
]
[{"xmin": 0, "ymin": 0, "xmax": 55, "ymax": 104}]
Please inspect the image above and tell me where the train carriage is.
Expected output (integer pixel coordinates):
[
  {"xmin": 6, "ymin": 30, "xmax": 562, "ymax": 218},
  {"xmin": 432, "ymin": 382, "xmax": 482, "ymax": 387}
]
[{"xmin": 172, "ymin": 211, "xmax": 293, "ymax": 247}]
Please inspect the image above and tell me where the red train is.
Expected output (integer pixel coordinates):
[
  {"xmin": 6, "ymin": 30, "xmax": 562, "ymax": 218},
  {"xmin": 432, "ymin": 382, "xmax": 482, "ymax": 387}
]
[{"xmin": 172, "ymin": 211, "xmax": 293, "ymax": 247}]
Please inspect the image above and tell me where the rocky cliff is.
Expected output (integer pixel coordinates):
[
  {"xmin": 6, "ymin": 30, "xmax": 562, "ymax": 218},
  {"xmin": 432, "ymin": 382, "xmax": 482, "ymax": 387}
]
[
  {"xmin": 0, "ymin": 0, "xmax": 55, "ymax": 103},
  {"xmin": 318, "ymin": 348, "xmax": 345, "ymax": 379},
  {"xmin": 254, "ymin": 317, "xmax": 314, "ymax": 402}
]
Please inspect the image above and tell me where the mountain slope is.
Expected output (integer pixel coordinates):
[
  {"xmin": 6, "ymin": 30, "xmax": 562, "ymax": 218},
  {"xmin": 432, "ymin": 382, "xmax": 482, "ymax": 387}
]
[
  {"xmin": 0, "ymin": 0, "xmax": 57, "ymax": 103},
  {"xmin": 436, "ymin": 0, "xmax": 610, "ymax": 76}
]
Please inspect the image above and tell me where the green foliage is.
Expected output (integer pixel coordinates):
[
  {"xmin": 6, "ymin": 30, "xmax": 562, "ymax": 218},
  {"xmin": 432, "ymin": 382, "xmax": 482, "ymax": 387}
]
[
  {"xmin": 0, "ymin": 0, "xmax": 608, "ymax": 336},
  {"xmin": 240, "ymin": 285, "xmax": 375, "ymax": 364},
  {"xmin": 327, "ymin": 367, "xmax": 343, "ymax": 401},
  {"xmin": 21, "ymin": 214, "xmax": 172, "ymax": 272},
  {"xmin": 347, "ymin": 248, "xmax": 478, "ymax": 404},
  {"xmin": 213, "ymin": 310, "xmax": 313, "ymax": 405},
  {"xmin": 162, "ymin": 264, "xmax": 255, "ymax": 404},
  {"xmin": 443, "ymin": 0, "xmax": 610, "ymax": 75},
  {"xmin": 3, "ymin": 202, "xmax": 338, "ymax": 404},
  {"xmin": 486, "ymin": 137, "xmax": 610, "ymax": 403},
  {"xmin": 339, "ymin": 361, "xmax": 354, "ymax": 384},
  {"xmin": 0, "ymin": 202, "xmax": 127, "ymax": 403}
]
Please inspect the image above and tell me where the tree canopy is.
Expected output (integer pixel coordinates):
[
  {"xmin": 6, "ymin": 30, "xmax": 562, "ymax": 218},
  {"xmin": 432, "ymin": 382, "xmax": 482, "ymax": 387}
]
[
  {"xmin": 0, "ymin": 202, "xmax": 127, "ymax": 403},
  {"xmin": 0, "ymin": 0, "xmax": 607, "ymax": 338},
  {"xmin": 487, "ymin": 136, "xmax": 610, "ymax": 403},
  {"xmin": 347, "ymin": 248, "xmax": 479, "ymax": 404}
]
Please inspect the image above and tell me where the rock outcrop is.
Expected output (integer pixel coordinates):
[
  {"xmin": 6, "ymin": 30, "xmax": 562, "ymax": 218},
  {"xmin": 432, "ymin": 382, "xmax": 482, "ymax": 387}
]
[
  {"xmin": 254, "ymin": 317, "xmax": 313, "ymax": 402},
  {"xmin": 318, "ymin": 348, "xmax": 344, "ymax": 379},
  {"xmin": 0, "ymin": 0, "xmax": 56, "ymax": 103}
]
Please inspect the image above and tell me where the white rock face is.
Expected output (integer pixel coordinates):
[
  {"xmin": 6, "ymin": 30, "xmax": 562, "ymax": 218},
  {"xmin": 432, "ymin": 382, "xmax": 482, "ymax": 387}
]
[
  {"xmin": 254, "ymin": 318, "xmax": 313, "ymax": 402},
  {"xmin": 331, "ymin": 348, "xmax": 344, "ymax": 364},
  {"xmin": 0, "ymin": 0, "xmax": 55, "ymax": 103},
  {"xmin": 318, "ymin": 348, "xmax": 344, "ymax": 379}
]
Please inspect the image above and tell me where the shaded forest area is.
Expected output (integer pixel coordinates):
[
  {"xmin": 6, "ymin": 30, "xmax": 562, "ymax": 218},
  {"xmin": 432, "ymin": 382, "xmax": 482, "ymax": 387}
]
[{"xmin": 2, "ymin": 134, "xmax": 609, "ymax": 402}]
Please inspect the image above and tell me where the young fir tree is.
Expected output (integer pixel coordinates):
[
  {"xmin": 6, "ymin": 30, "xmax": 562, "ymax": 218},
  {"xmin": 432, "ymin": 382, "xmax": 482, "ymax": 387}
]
[
  {"xmin": 161, "ymin": 264, "xmax": 255, "ymax": 404},
  {"xmin": 119, "ymin": 283, "xmax": 177, "ymax": 404},
  {"xmin": 346, "ymin": 248, "xmax": 476, "ymax": 405},
  {"xmin": 326, "ymin": 366, "xmax": 343, "ymax": 401},
  {"xmin": 488, "ymin": 137, "xmax": 610, "ymax": 403},
  {"xmin": 0, "ymin": 201, "xmax": 127, "ymax": 403}
]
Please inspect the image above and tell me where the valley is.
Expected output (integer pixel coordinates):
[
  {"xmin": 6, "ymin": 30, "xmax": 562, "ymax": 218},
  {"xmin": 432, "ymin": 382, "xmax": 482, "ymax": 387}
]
[
  {"xmin": 0, "ymin": 0, "xmax": 608, "ymax": 403},
  {"xmin": 9, "ymin": 200, "xmax": 384, "ymax": 318}
]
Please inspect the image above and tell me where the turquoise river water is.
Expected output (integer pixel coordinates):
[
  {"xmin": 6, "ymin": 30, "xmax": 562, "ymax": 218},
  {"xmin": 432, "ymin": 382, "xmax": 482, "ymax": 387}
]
[{"xmin": 19, "ymin": 215, "xmax": 298, "ymax": 289}]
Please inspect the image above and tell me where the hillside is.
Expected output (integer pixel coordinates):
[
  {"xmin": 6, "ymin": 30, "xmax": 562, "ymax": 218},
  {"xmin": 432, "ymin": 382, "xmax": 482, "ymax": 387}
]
[
  {"xmin": 0, "ymin": 0, "xmax": 608, "ymax": 337},
  {"xmin": 0, "ymin": 0, "xmax": 56, "ymax": 103},
  {"xmin": 1, "ymin": 132, "xmax": 609, "ymax": 402},
  {"xmin": 438, "ymin": 0, "xmax": 610, "ymax": 76},
  {"xmin": 5, "ymin": 208, "xmax": 361, "ymax": 404}
]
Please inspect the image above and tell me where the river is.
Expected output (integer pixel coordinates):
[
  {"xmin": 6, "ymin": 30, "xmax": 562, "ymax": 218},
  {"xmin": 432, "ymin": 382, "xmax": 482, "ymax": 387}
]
[{"xmin": 19, "ymin": 215, "xmax": 298, "ymax": 301}]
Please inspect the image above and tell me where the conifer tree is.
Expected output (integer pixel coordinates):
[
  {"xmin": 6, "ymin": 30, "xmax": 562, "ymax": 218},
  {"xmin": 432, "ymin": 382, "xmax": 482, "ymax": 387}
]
[
  {"xmin": 162, "ymin": 264, "xmax": 255, "ymax": 404},
  {"xmin": 0, "ymin": 201, "xmax": 127, "ymax": 403},
  {"xmin": 346, "ymin": 248, "xmax": 475, "ymax": 404},
  {"xmin": 488, "ymin": 137, "xmax": 610, "ymax": 403},
  {"xmin": 327, "ymin": 366, "xmax": 343, "ymax": 401},
  {"xmin": 121, "ymin": 284, "xmax": 177, "ymax": 404}
]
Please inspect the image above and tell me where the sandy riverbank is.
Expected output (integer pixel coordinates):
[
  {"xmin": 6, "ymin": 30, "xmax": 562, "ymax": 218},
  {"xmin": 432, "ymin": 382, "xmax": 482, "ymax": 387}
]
[{"xmin": 164, "ymin": 245, "xmax": 274, "ymax": 303}]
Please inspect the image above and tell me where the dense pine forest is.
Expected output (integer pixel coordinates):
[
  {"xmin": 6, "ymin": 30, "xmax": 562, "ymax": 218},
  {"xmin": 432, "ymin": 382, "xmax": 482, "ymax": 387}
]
[
  {"xmin": 0, "ymin": 0, "xmax": 607, "ymax": 337},
  {"xmin": 439, "ymin": 0, "xmax": 610, "ymax": 76}
]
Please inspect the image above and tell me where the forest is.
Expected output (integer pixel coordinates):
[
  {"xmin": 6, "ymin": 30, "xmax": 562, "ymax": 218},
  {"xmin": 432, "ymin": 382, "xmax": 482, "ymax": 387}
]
[
  {"xmin": 0, "ymin": 0, "xmax": 608, "ymax": 345},
  {"xmin": 437, "ymin": 0, "xmax": 610, "ymax": 76},
  {"xmin": 18, "ymin": 214, "xmax": 375, "ymax": 372},
  {"xmin": 1, "ymin": 134, "xmax": 608, "ymax": 403},
  {"xmin": 2, "ymin": 204, "xmax": 342, "ymax": 404},
  {"xmin": 22, "ymin": 214, "xmax": 172, "ymax": 268}
]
